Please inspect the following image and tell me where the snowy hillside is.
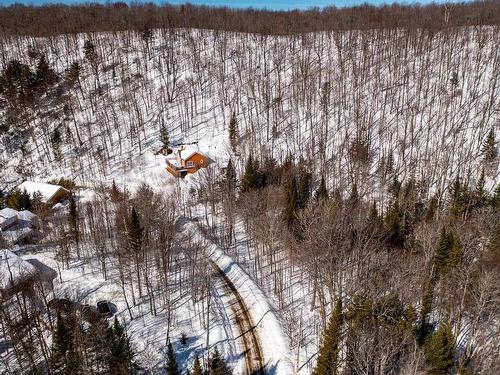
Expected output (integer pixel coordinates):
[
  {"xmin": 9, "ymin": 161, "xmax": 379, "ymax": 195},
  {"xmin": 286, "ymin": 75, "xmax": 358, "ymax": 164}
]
[
  {"xmin": 1, "ymin": 22, "xmax": 499, "ymax": 375},
  {"xmin": 1, "ymin": 26, "xmax": 498, "ymax": 197}
]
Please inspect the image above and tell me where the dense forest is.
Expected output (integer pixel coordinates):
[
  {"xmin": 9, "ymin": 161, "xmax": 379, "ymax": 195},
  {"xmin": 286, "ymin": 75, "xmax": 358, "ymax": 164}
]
[
  {"xmin": 0, "ymin": 1, "xmax": 499, "ymax": 375},
  {"xmin": 0, "ymin": 1, "xmax": 500, "ymax": 36}
]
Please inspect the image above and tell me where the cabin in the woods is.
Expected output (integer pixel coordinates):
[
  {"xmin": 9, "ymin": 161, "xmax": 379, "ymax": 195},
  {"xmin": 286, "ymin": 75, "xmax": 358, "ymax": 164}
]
[
  {"xmin": 17, "ymin": 181, "xmax": 69, "ymax": 206},
  {"xmin": 165, "ymin": 145, "xmax": 214, "ymax": 178}
]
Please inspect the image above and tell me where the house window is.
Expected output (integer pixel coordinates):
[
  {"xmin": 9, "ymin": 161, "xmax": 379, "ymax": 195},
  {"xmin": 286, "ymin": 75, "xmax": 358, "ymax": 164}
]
[{"xmin": 186, "ymin": 161, "xmax": 194, "ymax": 168}]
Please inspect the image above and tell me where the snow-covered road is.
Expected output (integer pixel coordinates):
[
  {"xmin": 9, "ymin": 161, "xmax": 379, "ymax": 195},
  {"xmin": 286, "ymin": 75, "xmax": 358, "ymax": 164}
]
[{"xmin": 183, "ymin": 220, "xmax": 296, "ymax": 375}]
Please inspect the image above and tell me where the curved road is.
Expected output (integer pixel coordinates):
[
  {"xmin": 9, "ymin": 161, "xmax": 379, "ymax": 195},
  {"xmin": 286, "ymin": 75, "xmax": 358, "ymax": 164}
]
[{"xmin": 211, "ymin": 262, "xmax": 265, "ymax": 375}]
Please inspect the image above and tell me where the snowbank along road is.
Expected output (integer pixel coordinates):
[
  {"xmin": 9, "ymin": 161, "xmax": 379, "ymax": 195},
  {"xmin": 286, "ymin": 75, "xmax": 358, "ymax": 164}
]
[{"xmin": 212, "ymin": 261, "xmax": 265, "ymax": 375}]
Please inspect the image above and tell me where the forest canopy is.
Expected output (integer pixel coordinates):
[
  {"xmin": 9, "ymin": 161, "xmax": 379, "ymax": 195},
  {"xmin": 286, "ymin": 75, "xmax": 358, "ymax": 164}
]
[{"xmin": 0, "ymin": 1, "xmax": 499, "ymax": 36}]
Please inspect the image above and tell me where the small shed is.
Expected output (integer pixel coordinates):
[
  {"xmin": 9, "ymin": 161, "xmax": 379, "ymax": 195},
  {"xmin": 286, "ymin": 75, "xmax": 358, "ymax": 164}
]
[{"xmin": 17, "ymin": 181, "xmax": 69, "ymax": 205}]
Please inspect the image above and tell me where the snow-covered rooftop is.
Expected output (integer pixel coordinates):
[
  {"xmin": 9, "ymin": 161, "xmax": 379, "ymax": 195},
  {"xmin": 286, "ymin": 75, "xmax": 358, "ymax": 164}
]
[
  {"xmin": 0, "ymin": 208, "xmax": 18, "ymax": 230},
  {"xmin": 0, "ymin": 249, "xmax": 37, "ymax": 290},
  {"xmin": 17, "ymin": 181, "xmax": 68, "ymax": 203},
  {"xmin": 179, "ymin": 145, "xmax": 200, "ymax": 160}
]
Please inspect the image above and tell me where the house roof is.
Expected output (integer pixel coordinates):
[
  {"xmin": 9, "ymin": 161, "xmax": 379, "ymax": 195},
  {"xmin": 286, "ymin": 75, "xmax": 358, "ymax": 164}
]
[
  {"xmin": 179, "ymin": 145, "xmax": 213, "ymax": 162},
  {"xmin": 17, "ymin": 210, "xmax": 38, "ymax": 223},
  {"xmin": 0, "ymin": 249, "xmax": 37, "ymax": 290},
  {"xmin": 0, "ymin": 207, "xmax": 18, "ymax": 220},
  {"xmin": 17, "ymin": 181, "xmax": 68, "ymax": 203}
]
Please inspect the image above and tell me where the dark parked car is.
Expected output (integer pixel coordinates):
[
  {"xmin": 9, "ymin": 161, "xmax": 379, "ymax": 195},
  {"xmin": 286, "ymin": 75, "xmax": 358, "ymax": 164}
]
[{"xmin": 96, "ymin": 300, "xmax": 113, "ymax": 317}]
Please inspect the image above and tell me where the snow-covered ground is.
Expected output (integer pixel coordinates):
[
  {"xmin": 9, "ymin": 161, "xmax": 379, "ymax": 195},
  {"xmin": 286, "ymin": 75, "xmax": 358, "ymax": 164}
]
[{"xmin": 1, "ymin": 25, "xmax": 499, "ymax": 374}]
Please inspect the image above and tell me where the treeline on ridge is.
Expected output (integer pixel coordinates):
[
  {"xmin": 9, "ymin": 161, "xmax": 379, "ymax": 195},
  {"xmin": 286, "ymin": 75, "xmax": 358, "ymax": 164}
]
[{"xmin": 0, "ymin": 1, "xmax": 499, "ymax": 37}]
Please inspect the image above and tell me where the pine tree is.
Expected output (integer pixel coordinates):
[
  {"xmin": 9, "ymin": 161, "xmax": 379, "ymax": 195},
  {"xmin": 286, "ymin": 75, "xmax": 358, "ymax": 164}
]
[
  {"xmin": 474, "ymin": 169, "xmax": 487, "ymax": 209},
  {"xmin": 192, "ymin": 353, "xmax": 203, "ymax": 375},
  {"xmin": 297, "ymin": 170, "xmax": 312, "ymax": 209},
  {"xmin": 166, "ymin": 342, "xmax": 180, "ymax": 375},
  {"xmin": 425, "ymin": 318, "xmax": 456, "ymax": 375},
  {"xmin": 68, "ymin": 192, "xmax": 79, "ymax": 246},
  {"xmin": 51, "ymin": 313, "xmax": 70, "ymax": 373},
  {"xmin": 314, "ymin": 175, "xmax": 329, "ymax": 202},
  {"xmin": 128, "ymin": 208, "xmax": 143, "ymax": 253},
  {"xmin": 223, "ymin": 159, "xmax": 237, "ymax": 198},
  {"xmin": 433, "ymin": 228, "xmax": 462, "ymax": 278},
  {"xmin": 83, "ymin": 40, "xmax": 97, "ymax": 66},
  {"xmin": 481, "ymin": 128, "xmax": 498, "ymax": 163},
  {"xmin": 65, "ymin": 61, "xmax": 81, "ymax": 88},
  {"xmin": 312, "ymin": 299, "xmax": 343, "ymax": 375},
  {"xmin": 109, "ymin": 317, "xmax": 133, "ymax": 374},
  {"xmin": 35, "ymin": 55, "xmax": 58, "ymax": 91},
  {"xmin": 417, "ymin": 279, "xmax": 435, "ymax": 344},
  {"xmin": 208, "ymin": 346, "xmax": 232, "ymax": 375},
  {"xmin": 240, "ymin": 155, "xmax": 261, "ymax": 192},
  {"xmin": 228, "ymin": 112, "xmax": 239, "ymax": 154},
  {"xmin": 450, "ymin": 175, "xmax": 471, "ymax": 217},
  {"xmin": 384, "ymin": 199, "xmax": 406, "ymax": 248},
  {"xmin": 160, "ymin": 122, "xmax": 169, "ymax": 149},
  {"xmin": 19, "ymin": 189, "xmax": 33, "ymax": 211}
]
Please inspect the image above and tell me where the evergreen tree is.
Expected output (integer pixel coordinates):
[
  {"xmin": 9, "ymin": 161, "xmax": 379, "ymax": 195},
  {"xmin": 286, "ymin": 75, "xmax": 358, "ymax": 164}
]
[
  {"xmin": 240, "ymin": 155, "xmax": 261, "ymax": 192},
  {"xmin": 433, "ymin": 228, "xmax": 462, "ymax": 278},
  {"xmin": 384, "ymin": 199, "xmax": 406, "ymax": 248},
  {"xmin": 128, "ymin": 207, "xmax": 143, "ymax": 254},
  {"xmin": 425, "ymin": 318, "xmax": 456, "ymax": 375},
  {"xmin": 192, "ymin": 353, "xmax": 203, "ymax": 375},
  {"xmin": 312, "ymin": 299, "xmax": 343, "ymax": 375},
  {"xmin": 109, "ymin": 317, "xmax": 133, "ymax": 374},
  {"xmin": 166, "ymin": 342, "xmax": 180, "ymax": 375},
  {"xmin": 207, "ymin": 346, "xmax": 232, "ymax": 375},
  {"xmin": 35, "ymin": 55, "xmax": 58, "ymax": 91},
  {"xmin": 474, "ymin": 169, "xmax": 487, "ymax": 209},
  {"xmin": 160, "ymin": 122, "xmax": 169, "ymax": 149},
  {"xmin": 314, "ymin": 175, "xmax": 329, "ymax": 202},
  {"xmin": 83, "ymin": 40, "xmax": 97, "ymax": 66},
  {"xmin": 297, "ymin": 170, "xmax": 312, "ymax": 209},
  {"xmin": 68, "ymin": 192, "xmax": 79, "ymax": 246},
  {"xmin": 450, "ymin": 175, "xmax": 470, "ymax": 217},
  {"xmin": 223, "ymin": 159, "xmax": 237, "ymax": 198},
  {"xmin": 366, "ymin": 202, "xmax": 383, "ymax": 237},
  {"xmin": 65, "ymin": 61, "xmax": 81, "ymax": 88},
  {"xmin": 228, "ymin": 112, "xmax": 239, "ymax": 154},
  {"xmin": 481, "ymin": 128, "xmax": 498, "ymax": 163},
  {"xmin": 417, "ymin": 279, "xmax": 435, "ymax": 344},
  {"xmin": 51, "ymin": 313, "xmax": 70, "ymax": 373},
  {"xmin": 19, "ymin": 189, "xmax": 33, "ymax": 211}
]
